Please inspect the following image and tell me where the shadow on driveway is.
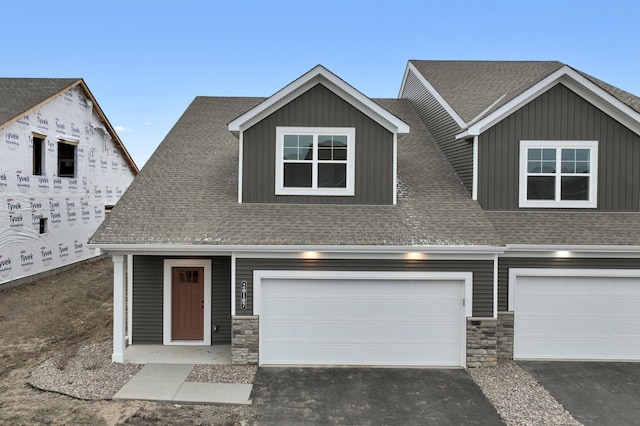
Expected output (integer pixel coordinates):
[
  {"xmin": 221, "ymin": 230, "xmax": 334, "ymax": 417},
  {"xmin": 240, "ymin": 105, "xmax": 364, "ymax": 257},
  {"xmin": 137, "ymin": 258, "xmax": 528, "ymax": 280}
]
[
  {"xmin": 251, "ymin": 367, "xmax": 504, "ymax": 425},
  {"xmin": 520, "ymin": 361, "xmax": 640, "ymax": 426}
]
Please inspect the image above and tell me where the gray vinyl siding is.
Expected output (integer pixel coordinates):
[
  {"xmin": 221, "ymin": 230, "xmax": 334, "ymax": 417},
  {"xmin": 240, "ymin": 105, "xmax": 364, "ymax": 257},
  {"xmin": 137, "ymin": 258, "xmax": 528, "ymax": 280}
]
[
  {"xmin": 497, "ymin": 257, "xmax": 640, "ymax": 311},
  {"xmin": 479, "ymin": 83, "xmax": 640, "ymax": 211},
  {"xmin": 236, "ymin": 258, "xmax": 494, "ymax": 317},
  {"xmin": 132, "ymin": 256, "xmax": 232, "ymax": 344},
  {"xmin": 400, "ymin": 69, "xmax": 472, "ymax": 192},
  {"xmin": 132, "ymin": 256, "xmax": 163, "ymax": 343},
  {"xmin": 242, "ymin": 83, "xmax": 394, "ymax": 204}
]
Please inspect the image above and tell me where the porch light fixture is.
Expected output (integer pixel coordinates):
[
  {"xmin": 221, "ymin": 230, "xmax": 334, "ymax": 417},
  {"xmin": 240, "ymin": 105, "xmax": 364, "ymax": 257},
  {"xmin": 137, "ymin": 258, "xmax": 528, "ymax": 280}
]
[
  {"xmin": 405, "ymin": 252, "xmax": 426, "ymax": 260},
  {"xmin": 555, "ymin": 250, "xmax": 572, "ymax": 257},
  {"xmin": 302, "ymin": 251, "xmax": 321, "ymax": 259}
]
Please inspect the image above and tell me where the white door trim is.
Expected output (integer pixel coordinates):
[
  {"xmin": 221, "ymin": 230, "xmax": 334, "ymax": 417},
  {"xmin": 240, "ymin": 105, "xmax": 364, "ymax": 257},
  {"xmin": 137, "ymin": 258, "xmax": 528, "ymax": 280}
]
[
  {"xmin": 508, "ymin": 268, "xmax": 640, "ymax": 310},
  {"xmin": 253, "ymin": 270, "xmax": 473, "ymax": 367},
  {"xmin": 163, "ymin": 259, "xmax": 212, "ymax": 345}
]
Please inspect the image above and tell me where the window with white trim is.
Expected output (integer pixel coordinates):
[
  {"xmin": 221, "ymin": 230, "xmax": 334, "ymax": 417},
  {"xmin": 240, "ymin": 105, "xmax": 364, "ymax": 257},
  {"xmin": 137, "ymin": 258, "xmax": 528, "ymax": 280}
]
[
  {"xmin": 519, "ymin": 140, "xmax": 598, "ymax": 208},
  {"xmin": 275, "ymin": 127, "xmax": 355, "ymax": 196}
]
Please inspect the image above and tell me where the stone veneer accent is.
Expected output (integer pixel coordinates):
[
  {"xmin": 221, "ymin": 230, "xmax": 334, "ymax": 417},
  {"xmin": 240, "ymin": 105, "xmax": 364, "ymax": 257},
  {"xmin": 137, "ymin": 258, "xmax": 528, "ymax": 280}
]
[
  {"xmin": 232, "ymin": 315, "xmax": 259, "ymax": 365},
  {"xmin": 466, "ymin": 317, "xmax": 497, "ymax": 367},
  {"xmin": 497, "ymin": 311, "xmax": 514, "ymax": 359}
]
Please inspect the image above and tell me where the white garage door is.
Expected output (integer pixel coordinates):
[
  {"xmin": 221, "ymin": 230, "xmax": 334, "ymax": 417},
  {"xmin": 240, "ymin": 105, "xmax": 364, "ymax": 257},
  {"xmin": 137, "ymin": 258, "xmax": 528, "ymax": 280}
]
[
  {"xmin": 513, "ymin": 273, "xmax": 640, "ymax": 360},
  {"xmin": 258, "ymin": 274, "xmax": 467, "ymax": 367}
]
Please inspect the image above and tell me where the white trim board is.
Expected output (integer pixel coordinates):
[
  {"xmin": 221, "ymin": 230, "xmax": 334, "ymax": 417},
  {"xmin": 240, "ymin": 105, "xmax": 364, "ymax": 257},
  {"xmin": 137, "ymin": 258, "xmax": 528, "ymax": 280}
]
[
  {"xmin": 456, "ymin": 66, "xmax": 640, "ymax": 139},
  {"xmin": 508, "ymin": 268, "xmax": 640, "ymax": 311},
  {"xmin": 229, "ymin": 65, "xmax": 410, "ymax": 134},
  {"xmin": 163, "ymin": 259, "xmax": 212, "ymax": 346}
]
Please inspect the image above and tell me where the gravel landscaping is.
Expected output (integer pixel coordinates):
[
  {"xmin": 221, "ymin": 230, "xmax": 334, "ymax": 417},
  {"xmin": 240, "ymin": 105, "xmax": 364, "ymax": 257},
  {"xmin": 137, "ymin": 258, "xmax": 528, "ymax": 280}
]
[
  {"xmin": 469, "ymin": 360, "xmax": 582, "ymax": 426},
  {"xmin": 29, "ymin": 340, "xmax": 257, "ymax": 400}
]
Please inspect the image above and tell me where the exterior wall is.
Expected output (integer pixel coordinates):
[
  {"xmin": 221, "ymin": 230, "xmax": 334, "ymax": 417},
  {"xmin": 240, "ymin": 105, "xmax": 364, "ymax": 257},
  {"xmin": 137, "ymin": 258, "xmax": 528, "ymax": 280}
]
[
  {"xmin": 400, "ymin": 68, "xmax": 472, "ymax": 192},
  {"xmin": 466, "ymin": 318, "xmax": 498, "ymax": 367},
  {"xmin": 232, "ymin": 316, "xmax": 258, "ymax": 365},
  {"xmin": 478, "ymin": 83, "xmax": 640, "ymax": 211},
  {"xmin": 497, "ymin": 257, "xmax": 640, "ymax": 311},
  {"xmin": 131, "ymin": 255, "xmax": 232, "ymax": 344},
  {"xmin": 242, "ymin": 83, "xmax": 394, "ymax": 204},
  {"xmin": 497, "ymin": 311, "xmax": 514, "ymax": 359},
  {"xmin": 235, "ymin": 258, "xmax": 495, "ymax": 317},
  {"xmin": 0, "ymin": 85, "xmax": 136, "ymax": 286}
]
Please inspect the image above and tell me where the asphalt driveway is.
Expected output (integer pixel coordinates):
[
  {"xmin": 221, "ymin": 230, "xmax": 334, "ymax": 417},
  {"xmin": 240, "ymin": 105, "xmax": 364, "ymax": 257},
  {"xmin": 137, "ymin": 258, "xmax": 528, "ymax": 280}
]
[
  {"xmin": 519, "ymin": 361, "xmax": 640, "ymax": 426},
  {"xmin": 251, "ymin": 367, "xmax": 504, "ymax": 425}
]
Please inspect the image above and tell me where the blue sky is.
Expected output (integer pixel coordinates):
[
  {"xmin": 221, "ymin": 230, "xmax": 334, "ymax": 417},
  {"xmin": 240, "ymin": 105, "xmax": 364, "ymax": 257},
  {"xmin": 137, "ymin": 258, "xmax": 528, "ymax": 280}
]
[{"xmin": 4, "ymin": 0, "xmax": 639, "ymax": 167}]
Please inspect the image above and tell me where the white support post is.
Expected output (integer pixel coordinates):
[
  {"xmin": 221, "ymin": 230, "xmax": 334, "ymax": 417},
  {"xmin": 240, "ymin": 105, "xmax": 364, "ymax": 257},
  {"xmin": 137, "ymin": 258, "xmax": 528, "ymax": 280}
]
[{"xmin": 112, "ymin": 255, "xmax": 126, "ymax": 362}]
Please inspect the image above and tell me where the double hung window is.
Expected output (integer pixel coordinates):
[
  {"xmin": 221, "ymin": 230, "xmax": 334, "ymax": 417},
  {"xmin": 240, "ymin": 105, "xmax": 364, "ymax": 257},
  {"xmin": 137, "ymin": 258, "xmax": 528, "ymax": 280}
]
[
  {"xmin": 519, "ymin": 140, "xmax": 598, "ymax": 208},
  {"xmin": 275, "ymin": 127, "xmax": 355, "ymax": 196}
]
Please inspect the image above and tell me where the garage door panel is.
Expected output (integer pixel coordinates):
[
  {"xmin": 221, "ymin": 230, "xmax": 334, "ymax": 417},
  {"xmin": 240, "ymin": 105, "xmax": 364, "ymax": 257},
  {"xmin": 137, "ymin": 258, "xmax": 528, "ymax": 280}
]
[
  {"xmin": 261, "ymin": 277, "xmax": 465, "ymax": 366},
  {"xmin": 514, "ymin": 274, "xmax": 640, "ymax": 360}
]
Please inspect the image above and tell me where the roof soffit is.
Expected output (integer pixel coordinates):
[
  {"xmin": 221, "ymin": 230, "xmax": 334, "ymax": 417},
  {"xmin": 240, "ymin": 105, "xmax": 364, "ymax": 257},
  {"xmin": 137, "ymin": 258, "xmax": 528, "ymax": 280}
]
[
  {"xmin": 228, "ymin": 65, "xmax": 410, "ymax": 134},
  {"xmin": 457, "ymin": 66, "xmax": 640, "ymax": 139}
]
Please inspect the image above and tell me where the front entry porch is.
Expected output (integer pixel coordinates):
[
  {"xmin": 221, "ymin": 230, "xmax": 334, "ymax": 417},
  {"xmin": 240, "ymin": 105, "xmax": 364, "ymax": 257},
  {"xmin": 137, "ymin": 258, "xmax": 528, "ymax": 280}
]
[{"xmin": 123, "ymin": 344, "xmax": 232, "ymax": 364}]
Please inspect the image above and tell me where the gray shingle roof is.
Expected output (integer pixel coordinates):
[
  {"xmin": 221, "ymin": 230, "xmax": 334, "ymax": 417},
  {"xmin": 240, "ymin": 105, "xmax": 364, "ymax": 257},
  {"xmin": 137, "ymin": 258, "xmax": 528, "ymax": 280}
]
[
  {"xmin": 91, "ymin": 96, "xmax": 503, "ymax": 247},
  {"xmin": 409, "ymin": 60, "xmax": 640, "ymax": 125},
  {"xmin": 0, "ymin": 78, "xmax": 80, "ymax": 126},
  {"xmin": 409, "ymin": 60, "xmax": 564, "ymax": 124},
  {"xmin": 486, "ymin": 211, "xmax": 640, "ymax": 246}
]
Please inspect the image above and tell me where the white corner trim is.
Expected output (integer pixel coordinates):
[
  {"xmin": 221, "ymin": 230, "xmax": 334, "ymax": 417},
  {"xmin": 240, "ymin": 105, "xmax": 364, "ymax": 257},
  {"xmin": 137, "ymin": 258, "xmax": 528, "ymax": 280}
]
[
  {"xmin": 229, "ymin": 65, "xmax": 410, "ymax": 134},
  {"xmin": 231, "ymin": 254, "xmax": 237, "ymax": 316},
  {"xmin": 472, "ymin": 135, "xmax": 478, "ymax": 201},
  {"xmin": 507, "ymin": 268, "xmax": 640, "ymax": 311},
  {"xmin": 127, "ymin": 254, "xmax": 133, "ymax": 345},
  {"xmin": 238, "ymin": 132, "xmax": 243, "ymax": 203},
  {"xmin": 493, "ymin": 256, "xmax": 498, "ymax": 318},
  {"xmin": 163, "ymin": 259, "xmax": 212, "ymax": 345},
  {"xmin": 403, "ymin": 62, "xmax": 467, "ymax": 128},
  {"xmin": 457, "ymin": 65, "xmax": 640, "ymax": 139},
  {"xmin": 252, "ymin": 270, "xmax": 473, "ymax": 318},
  {"xmin": 393, "ymin": 133, "xmax": 398, "ymax": 204}
]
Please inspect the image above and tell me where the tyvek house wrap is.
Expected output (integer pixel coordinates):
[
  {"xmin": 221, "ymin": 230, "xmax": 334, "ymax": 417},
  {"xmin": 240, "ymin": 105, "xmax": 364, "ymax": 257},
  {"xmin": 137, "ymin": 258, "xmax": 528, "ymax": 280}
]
[{"xmin": 0, "ymin": 84, "xmax": 135, "ymax": 284}]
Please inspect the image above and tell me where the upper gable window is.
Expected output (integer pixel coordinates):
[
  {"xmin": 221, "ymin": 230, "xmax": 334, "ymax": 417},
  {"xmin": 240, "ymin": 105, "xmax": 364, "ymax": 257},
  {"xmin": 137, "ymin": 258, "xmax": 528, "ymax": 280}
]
[
  {"xmin": 58, "ymin": 140, "xmax": 77, "ymax": 178},
  {"xmin": 519, "ymin": 140, "xmax": 598, "ymax": 208},
  {"xmin": 275, "ymin": 127, "xmax": 355, "ymax": 196}
]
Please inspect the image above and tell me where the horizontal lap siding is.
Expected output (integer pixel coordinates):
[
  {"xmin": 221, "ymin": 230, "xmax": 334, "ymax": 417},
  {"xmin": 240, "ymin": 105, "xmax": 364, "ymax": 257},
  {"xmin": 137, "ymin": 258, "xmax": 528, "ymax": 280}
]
[
  {"xmin": 211, "ymin": 257, "xmax": 231, "ymax": 343},
  {"xmin": 400, "ymin": 69, "xmax": 471, "ymax": 192},
  {"xmin": 132, "ymin": 256, "xmax": 231, "ymax": 344},
  {"xmin": 479, "ymin": 83, "xmax": 640, "ymax": 211},
  {"xmin": 236, "ymin": 258, "xmax": 494, "ymax": 317},
  {"xmin": 132, "ymin": 256, "xmax": 163, "ymax": 343},
  {"xmin": 243, "ymin": 83, "xmax": 393, "ymax": 204},
  {"xmin": 497, "ymin": 257, "xmax": 640, "ymax": 311}
]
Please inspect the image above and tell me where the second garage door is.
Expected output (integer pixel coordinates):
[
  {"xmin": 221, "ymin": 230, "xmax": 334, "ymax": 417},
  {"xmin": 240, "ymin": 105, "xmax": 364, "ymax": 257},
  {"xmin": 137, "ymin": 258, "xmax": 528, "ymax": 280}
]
[
  {"xmin": 512, "ymin": 271, "xmax": 640, "ymax": 360},
  {"xmin": 257, "ymin": 272, "xmax": 469, "ymax": 367}
]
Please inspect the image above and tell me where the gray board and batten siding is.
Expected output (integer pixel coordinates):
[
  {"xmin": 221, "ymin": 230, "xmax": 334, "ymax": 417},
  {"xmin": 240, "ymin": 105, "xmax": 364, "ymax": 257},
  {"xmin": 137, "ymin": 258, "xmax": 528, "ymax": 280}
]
[
  {"xmin": 497, "ymin": 257, "xmax": 640, "ymax": 311},
  {"xmin": 242, "ymin": 83, "xmax": 394, "ymax": 204},
  {"xmin": 400, "ymin": 68, "xmax": 473, "ymax": 192},
  {"xmin": 235, "ymin": 258, "xmax": 495, "ymax": 318},
  {"xmin": 478, "ymin": 83, "xmax": 640, "ymax": 211},
  {"xmin": 131, "ymin": 256, "xmax": 232, "ymax": 344}
]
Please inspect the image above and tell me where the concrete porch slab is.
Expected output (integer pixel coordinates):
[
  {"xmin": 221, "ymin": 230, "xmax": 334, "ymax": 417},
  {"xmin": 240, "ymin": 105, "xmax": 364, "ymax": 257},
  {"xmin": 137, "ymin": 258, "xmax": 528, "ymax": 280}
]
[{"xmin": 123, "ymin": 344, "xmax": 231, "ymax": 364}]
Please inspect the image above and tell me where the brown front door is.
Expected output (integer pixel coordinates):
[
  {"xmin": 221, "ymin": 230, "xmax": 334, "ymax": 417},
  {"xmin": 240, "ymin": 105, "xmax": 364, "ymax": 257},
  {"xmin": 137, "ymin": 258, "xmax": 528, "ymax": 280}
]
[{"xmin": 171, "ymin": 267, "xmax": 204, "ymax": 340}]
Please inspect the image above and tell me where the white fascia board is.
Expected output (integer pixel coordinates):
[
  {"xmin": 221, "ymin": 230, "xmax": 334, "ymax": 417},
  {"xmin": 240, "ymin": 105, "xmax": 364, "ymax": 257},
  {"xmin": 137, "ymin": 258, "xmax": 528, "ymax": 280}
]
[
  {"xmin": 228, "ymin": 65, "xmax": 410, "ymax": 134},
  {"xmin": 457, "ymin": 66, "xmax": 640, "ymax": 139},
  {"xmin": 503, "ymin": 244, "xmax": 640, "ymax": 256},
  {"xmin": 89, "ymin": 243, "xmax": 504, "ymax": 257},
  {"xmin": 401, "ymin": 62, "xmax": 467, "ymax": 129}
]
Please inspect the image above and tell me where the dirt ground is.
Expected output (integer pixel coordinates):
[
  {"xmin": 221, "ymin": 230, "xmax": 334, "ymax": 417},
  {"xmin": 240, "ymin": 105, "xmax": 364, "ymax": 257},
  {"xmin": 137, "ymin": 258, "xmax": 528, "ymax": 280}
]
[{"xmin": 0, "ymin": 257, "xmax": 254, "ymax": 425}]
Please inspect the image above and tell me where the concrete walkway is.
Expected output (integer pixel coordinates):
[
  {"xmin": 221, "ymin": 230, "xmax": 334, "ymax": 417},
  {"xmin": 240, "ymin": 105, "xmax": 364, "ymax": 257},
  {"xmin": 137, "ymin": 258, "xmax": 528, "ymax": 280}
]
[{"xmin": 113, "ymin": 363, "xmax": 253, "ymax": 405}]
